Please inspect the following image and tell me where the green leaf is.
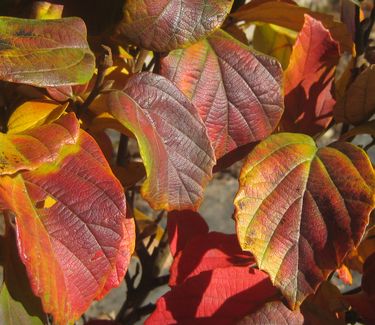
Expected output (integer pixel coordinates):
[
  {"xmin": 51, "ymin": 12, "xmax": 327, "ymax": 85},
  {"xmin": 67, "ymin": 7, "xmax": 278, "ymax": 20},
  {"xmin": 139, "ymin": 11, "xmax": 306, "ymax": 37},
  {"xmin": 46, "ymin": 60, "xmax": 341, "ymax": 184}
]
[{"xmin": 0, "ymin": 17, "xmax": 95, "ymax": 87}]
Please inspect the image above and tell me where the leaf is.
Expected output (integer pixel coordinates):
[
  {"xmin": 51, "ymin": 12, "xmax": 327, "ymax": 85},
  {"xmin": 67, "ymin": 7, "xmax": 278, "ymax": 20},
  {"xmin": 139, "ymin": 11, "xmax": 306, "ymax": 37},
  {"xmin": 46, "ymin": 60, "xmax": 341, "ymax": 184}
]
[
  {"xmin": 283, "ymin": 15, "xmax": 340, "ymax": 136},
  {"xmin": 146, "ymin": 267, "xmax": 277, "ymax": 325},
  {"xmin": 7, "ymin": 100, "xmax": 67, "ymax": 134},
  {"xmin": 345, "ymin": 227, "xmax": 375, "ymax": 272},
  {"xmin": 104, "ymin": 72, "xmax": 216, "ymax": 211},
  {"xmin": 340, "ymin": 121, "xmax": 375, "ymax": 140},
  {"xmin": 46, "ymin": 83, "xmax": 89, "ymax": 102},
  {"xmin": 160, "ymin": 29, "xmax": 284, "ymax": 159},
  {"xmin": 0, "ymin": 113, "xmax": 80, "ymax": 175},
  {"xmin": 336, "ymin": 264, "xmax": 353, "ymax": 285},
  {"xmin": 167, "ymin": 210, "xmax": 209, "ymax": 258},
  {"xmin": 31, "ymin": 2, "xmax": 63, "ymax": 19},
  {"xmin": 231, "ymin": 0, "xmax": 353, "ymax": 54},
  {"xmin": 0, "ymin": 117, "xmax": 135, "ymax": 324},
  {"xmin": 253, "ymin": 24, "xmax": 296, "ymax": 70},
  {"xmin": 300, "ymin": 282, "xmax": 348, "ymax": 325},
  {"xmin": 234, "ymin": 133, "xmax": 375, "ymax": 309},
  {"xmin": 112, "ymin": 162, "xmax": 146, "ymax": 189},
  {"xmin": 0, "ymin": 223, "xmax": 47, "ymax": 325},
  {"xmin": 334, "ymin": 65, "xmax": 375, "ymax": 125},
  {"xmin": 0, "ymin": 17, "xmax": 95, "ymax": 87},
  {"xmin": 117, "ymin": 0, "xmax": 234, "ymax": 52},
  {"xmin": 343, "ymin": 254, "xmax": 375, "ymax": 323},
  {"xmin": 236, "ymin": 301, "xmax": 304, "ymax": 324},
  {"xmin": 170, "ymin": 231, "xmax": 254, "ymax": 287}
]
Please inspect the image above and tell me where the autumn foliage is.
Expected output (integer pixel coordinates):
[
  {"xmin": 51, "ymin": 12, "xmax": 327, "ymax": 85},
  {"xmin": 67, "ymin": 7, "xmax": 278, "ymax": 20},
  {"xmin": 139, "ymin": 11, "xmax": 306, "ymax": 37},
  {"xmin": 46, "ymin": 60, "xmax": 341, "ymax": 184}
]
[{"xmin": 0, "ymin": 0, "xmax": 374, "ymax": 324}]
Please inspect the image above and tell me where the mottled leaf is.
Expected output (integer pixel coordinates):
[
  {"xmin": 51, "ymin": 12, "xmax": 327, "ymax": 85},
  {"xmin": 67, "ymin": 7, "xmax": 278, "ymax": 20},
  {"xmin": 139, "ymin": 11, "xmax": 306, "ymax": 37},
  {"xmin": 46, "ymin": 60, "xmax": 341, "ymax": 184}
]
[
  {"xmin": 7, "ymin": 100, "xmax": 67, "ymax": 134},
  {"xmin": 283, "ymin": 15, "xmax": 340, "ymax": 136},
  {"xmin": 105, "ymin": 72, "xmax": 216, "ymax": 211},
  {"xmin": 334, "ymin": 65, "xmax": 375, "ymax": 125},
  {"xmin": 160, "ymin": 29, "xmax": 284, "ymax": 159},
  {"xmin": 0, "ymin": 17, "xmax": 95, "ymax": 86},
  {"xmin": 253, "ymin": 24, "xmax": 296, "ymax": 69},
  {"xmin": 236, "ymin": 301, "xmax": 304, "ymax": 325},
  {"xmin": 0, "ymin": 113, "xmax": 79, "ymax": 175},
  {"xmin": 167, "ymin": 210, "xmax": 209, "ymax": 257},
  {"xmin": 231, "ymin": 0, "xmax": 353, "ymax": 53},
  {"xmin": 117, "ymin": 0, "xmax": 234, "ymax": 52},
  {"xmin": 170, "ymin": 232, "xmax": 253, "ymax": 286},
  {"xmin": 234, "ymin": 133, "xmax": 375, "ymax": 308},
  {"xmin": 0, "ymin": 116, "xmax": 135, "ymax": 324},
  {"xmin": 146, "ymin": 267, "xmax": 277, "ymax": 325}
]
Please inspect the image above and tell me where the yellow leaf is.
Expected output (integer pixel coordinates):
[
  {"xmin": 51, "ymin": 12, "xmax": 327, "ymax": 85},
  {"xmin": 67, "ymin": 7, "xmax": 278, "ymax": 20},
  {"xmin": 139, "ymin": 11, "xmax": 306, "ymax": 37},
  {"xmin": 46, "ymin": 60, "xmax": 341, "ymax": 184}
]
[{"xmin": 7, "ymin": 101, "xmax": 68, "ymax": 134}]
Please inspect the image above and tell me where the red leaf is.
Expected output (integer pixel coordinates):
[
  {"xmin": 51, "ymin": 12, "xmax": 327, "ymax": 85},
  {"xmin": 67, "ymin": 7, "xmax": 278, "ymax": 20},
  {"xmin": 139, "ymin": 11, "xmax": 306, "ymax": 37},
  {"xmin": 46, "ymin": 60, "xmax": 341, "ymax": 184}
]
[
  {"xmin": 117, "ymin": 0, "xmax": 234, "ymax": 52},
  {"xmin": 146, "ymin": 267, "xmax": 277, "ymax": 325},
  {"xmin": 237, "ymin": 301, "xmax": 304, "ymax": 324},
  {"xmin": 170, "ymin": 232, "xmax": 253, "ymax": 286},
  {"xmin": 0, "ymin": 117, "xmax": 135, "ymax": 324},
  {"xmin": 283, "ymin": 15, "xmax": 340, "ymax": 135},
  {"xmin": 234, "ymin": 133, "xmax": 375, "ymax": 308},
  {"xmin": 167, "ymin": 210, "xmax": 209, "ymax": 257},
  {"xmin": 105, "ymin": 72, "xmax": 216, "ymax": 211},
  {"xmin": 161, "ymin": 29, "xmax": 284, "ymax": 159},
  {"xmin": 0, "ymin": 113, "xmax": 79, "ymax": 175}
]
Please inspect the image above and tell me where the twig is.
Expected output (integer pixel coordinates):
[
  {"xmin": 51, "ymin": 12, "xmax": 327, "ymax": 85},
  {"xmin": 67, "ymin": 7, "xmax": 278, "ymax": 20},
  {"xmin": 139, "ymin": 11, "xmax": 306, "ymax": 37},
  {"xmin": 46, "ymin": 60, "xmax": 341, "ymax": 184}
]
[{"xmin": 78, "ymin": 45, "xmax": 113, "ymax": 116}]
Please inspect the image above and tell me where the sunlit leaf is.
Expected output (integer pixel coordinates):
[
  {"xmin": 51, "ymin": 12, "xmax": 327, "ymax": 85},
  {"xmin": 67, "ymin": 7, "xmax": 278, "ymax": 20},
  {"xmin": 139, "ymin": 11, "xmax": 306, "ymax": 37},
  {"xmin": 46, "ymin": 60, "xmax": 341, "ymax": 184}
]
[
  {"xmin": 345, "ymin": 227, "xmax": 375, "ymax": 272},
  {"xmin": 336, "ymin": 264, "xmax": 353, "ymax": 285},
  {"xmin": 237, "ymin": 301, "xmax": 304, "ymax": 324},
  {"xmin": 31, "ymin": 2, "xmax": 63, "ymax": 19},
  {"xmin": 117, "ymin": 0, "xmax": 234, "ymax": 52},
  {"xmin": 0, "ymin": 113, "xmax": 79, "ymax": 175},
  {"xmin": 104, "ymin": 72, "xmax": 216, "ymax": 211},
  {"xmin": 0, "ymin": 115, "xmax": 135, "ymax": 324},
  {"xmin": 334, "ymin": 65, "xmax": 375, "ymax": 125},
  {"xmin": 161, "ymin": 29, "xmax": 284, "ymax": 159},
  {"xmin": 253, "ymin": 24, "xmax": 296, "ymax": 69},
  {"xmin": 7, "ymin": 100, "xmax": 67, "ymax": 134},
  {"xmin": 283, "ymin": 15, "xmax": 340, "ymax": 136},
  {"xmin": 234, "ymin": 133, "xmax": 375, "ymax": 308},
  {"xmin": 231, "ymin": 0, "xmax": 353, "ymax": 54},
  {"xmin": 0, "ymin": 17, "xmax": 95, "ymax": 87},
  {"xmin": 146, "ymin": 267, "xmax": 277, "ymax": 325},
  {"xmin": 167, "ymin": 210, "xmax": 209, "ymax": 258},
  {"xmin": 170, "ymin": 231, "xmax": 253, "ymax": 286}
]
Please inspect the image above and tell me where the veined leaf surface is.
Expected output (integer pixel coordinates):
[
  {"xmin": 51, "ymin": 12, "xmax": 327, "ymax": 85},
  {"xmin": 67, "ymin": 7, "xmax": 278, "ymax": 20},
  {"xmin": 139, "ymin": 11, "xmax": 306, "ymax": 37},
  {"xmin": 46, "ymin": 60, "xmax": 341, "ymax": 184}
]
[
  {"xmin": 0, "ymin": 113, "xmax": 79, "ymax": 175},
  {"xmin": 234, "ymin": 133, "xmax": 375, "ymax": 308},
  {"xmin": 283, "ymin": 15, "xmax": 340, "ymax": 135},
  {"xmin": 0, "ymin": 17, "xmax": 95, "ymax": 86},
  {"xmin": 105, "ymin": 73, "xmax": 216, "ymax": 211},
  {"xmin": 0, "ymin": 115, "xmax": 135, "ymax": 324},
  {"xmin": 117, "ymin": 0, "xmax": 234, "ymax": 52},
  {"xmin": 161, "ymin": 29, "xmax": 284, "ymax": 159}
]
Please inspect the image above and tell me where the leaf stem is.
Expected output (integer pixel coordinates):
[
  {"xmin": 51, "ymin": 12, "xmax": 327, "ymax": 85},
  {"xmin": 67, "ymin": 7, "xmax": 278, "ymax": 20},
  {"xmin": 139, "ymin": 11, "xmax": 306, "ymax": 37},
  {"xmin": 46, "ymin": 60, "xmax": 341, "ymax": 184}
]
[{"xmin": 78, "ymin": 45, "xmax": 113, "ymax": 116}]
